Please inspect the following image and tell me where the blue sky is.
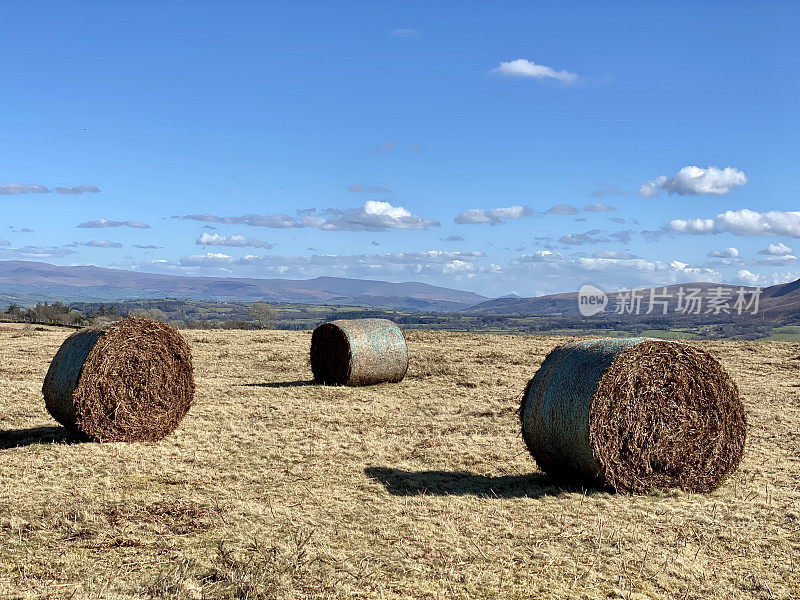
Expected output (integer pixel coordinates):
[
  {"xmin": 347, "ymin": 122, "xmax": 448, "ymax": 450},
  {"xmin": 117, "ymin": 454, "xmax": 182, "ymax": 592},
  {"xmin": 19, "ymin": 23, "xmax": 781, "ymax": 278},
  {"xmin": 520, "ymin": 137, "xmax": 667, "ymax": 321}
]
[{"xmin": 2, "ymin": 1, "xmax": 799, "ymax": 297}]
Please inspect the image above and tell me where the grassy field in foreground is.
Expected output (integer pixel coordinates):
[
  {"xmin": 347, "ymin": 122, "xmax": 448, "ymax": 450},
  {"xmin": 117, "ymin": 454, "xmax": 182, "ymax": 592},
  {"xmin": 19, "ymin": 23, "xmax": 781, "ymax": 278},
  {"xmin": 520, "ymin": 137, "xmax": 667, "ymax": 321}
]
[{"xmin": 0, "ymin": 324, "xmax": 798, "ymax": 599}]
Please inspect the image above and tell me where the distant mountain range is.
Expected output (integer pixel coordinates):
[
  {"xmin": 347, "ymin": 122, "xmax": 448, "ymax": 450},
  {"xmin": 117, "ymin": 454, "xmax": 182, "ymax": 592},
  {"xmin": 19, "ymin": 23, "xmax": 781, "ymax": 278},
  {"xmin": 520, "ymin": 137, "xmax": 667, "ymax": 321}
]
[
  {"xmin": 0, "ymin": 260, "xmax": 487, "ymax": 312},
  {"xmin": 469, "ymin": 280, "xmax": 800, "ymax": 323},
  {"xmin": 2, "ymin": 260, "xmax": 798, "ymax": 324}
]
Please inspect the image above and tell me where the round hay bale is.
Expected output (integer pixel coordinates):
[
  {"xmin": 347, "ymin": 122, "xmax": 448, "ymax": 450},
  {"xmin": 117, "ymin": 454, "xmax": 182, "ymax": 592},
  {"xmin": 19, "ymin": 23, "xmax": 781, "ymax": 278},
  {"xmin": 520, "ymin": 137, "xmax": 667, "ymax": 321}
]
[
  {"xmin": 310, "ymin": 318, "xmax": 408, "ymax": 386},
  {"xmin": 42, "ymin": 317, "xmax": 195, "ymax": 442},
  {"xmin": 520, "ymin": 338, "xmax": 746, "ymax": 494}
]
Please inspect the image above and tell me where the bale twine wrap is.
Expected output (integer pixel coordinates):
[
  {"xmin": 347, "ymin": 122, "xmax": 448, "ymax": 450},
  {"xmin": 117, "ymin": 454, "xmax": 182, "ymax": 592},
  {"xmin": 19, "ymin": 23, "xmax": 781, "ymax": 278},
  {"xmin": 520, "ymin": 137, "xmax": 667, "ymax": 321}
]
[
  {"xmin": 42, "ymin": 317, "xmax": 195, "ymax": 442},
  {"xmin": 520, "ymin": 338, "xmax": 746, "ymax": 493},
  {"xmin": 310, "ymin": 318, "xmax": 408, "ymax": 386}
]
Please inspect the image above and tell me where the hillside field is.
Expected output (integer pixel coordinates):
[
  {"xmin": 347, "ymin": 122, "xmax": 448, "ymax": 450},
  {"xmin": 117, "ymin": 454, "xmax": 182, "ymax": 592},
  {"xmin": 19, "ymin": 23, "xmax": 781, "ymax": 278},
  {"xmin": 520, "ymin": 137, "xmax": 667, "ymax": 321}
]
[{"xmin": 0, "ymin": 325, "xmax": 798, "ymax": 599}]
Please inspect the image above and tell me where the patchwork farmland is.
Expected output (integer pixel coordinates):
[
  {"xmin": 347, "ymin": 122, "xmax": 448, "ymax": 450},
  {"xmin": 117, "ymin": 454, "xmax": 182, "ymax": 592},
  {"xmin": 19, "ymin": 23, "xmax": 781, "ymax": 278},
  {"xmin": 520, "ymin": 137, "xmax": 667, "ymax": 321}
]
[{"xmin": 0, "ymin": 324, "xmax": 798, "ymax": 599}]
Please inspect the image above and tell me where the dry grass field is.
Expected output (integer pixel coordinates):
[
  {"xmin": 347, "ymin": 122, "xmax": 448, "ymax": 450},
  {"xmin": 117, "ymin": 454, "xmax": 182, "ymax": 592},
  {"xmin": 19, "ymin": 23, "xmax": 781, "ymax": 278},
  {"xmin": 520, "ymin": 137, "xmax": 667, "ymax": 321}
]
[{"xmin": 1, "ymin": 324, "xmax": 798, "ymax": 599}]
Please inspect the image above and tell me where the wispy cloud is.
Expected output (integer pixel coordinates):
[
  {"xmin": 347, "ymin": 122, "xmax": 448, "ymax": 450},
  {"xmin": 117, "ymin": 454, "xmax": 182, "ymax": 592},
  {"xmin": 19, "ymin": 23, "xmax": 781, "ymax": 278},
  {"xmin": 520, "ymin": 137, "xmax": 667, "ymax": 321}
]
[
  {"xmin": 78, "ymin": 217, "xmax": 150, "ymax": 229},
  {"xmin": 55, "ymin": 185, "xmax": 101, "ymax": 194},
  {"xmin": 590, "ymin": 185, "xmax": 626, "ymax": 198},
  {"xmin": 348, "ymin": 184, "xmax": 392, "ymax": 194},
  {"xmin": 197, "ymin": 233, "xmax": 273, "ymax": 249},
  {"xmin": 547, "ymin": 204, "xmax": 579, "ymax": 215},
  {"xmin": 0, "ymin": 183, "xmax": 50, "ymax": 195},
  {"xmin": 376, "ymin": 141, "xmax": 396, "ymax": 154},
  {"xmin": 0, "ymin": 245, "xmax": 75, "ymax": 259},
  {"xmin": 181, "ymin": 201, "xmax": 437, "ymax": 232},
  {"xmin": 640, "ymin": 166, "xmax": 747, "ymax": 197},
  {"xmin": 181, "ymin": 213, "xmax": 299, "ymax": 228},
  {"xmin": 455, "ymin": 206, "xmax": 532, "ymax": 225},
  {"xmin": 490, "ymin": 59, "xmax": 577, "ymax": 83},
  {"xmin": 84, "ymin": 239, "xmax": 123, "ymax": 248}
]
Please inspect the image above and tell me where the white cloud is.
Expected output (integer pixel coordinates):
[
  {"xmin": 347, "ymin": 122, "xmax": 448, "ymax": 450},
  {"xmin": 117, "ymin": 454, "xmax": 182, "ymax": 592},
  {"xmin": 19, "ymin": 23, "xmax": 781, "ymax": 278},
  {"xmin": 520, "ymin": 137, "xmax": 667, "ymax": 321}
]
[
  {"xmin": 517, "ymin": 250, "xmax": 564, "ymax": 263},
  {"xmin": 55, "ymin": 185, "xmax": 101, "ymax": 194},
  {"xmin": 670, "ymin": 210, "xmax": 800, "ymax": 238},
  {"xmin": 736, "ymin": 269, "xmax": 761, "ymax": 286},
  {"xmin": 0, "ymin": 245, "xmax": 75, "ymax": 259},
  {"xmin": 640, "ymin": 166, "xmax": 747, "ymax": 197},
  {"xmin": 181, "ymin": 202, "xmax": 437, "ymax": 232},
  {"xmin": 0, "ymin": 183, "xmax": 50, "ymax": 195},
  {"xmin": 301, "ymin": 201, "xmax": 438, "ymax": 231},
  {"xmin": 140, "ymin": 250, "xmax": 494, "ymax": 281},
  {"xmin": 181, "ymin": 213, "xmax": 299, "ymax": 228},
  {"xmin": 759, "ymin": 242, "xmax": 793, "ymax": 256},
  {"xmin": 454, "ymin": 205, "xmax": 532, "ymax": 225},
  {"xmin": 197, "ymin": 233, "xmax": 273, "ymax": 249},
  {"xmin": 707, "ymin": 247, "xmax": 739, "ymax": 258},
  {"xmin": 78, "ymin": 217, "xmax": 150, "ymax": 229},
  {"xmin": 668, "ymin": 217, "xmax": 717, "ymax": 234},
  {"xmin": 377, "ymin": 141, "xmax": 395, "ymax": 154},
  {"xmin": 490, "ymin": 59, "xmax": 577, "ymax": 83},
  {"xmin": 84, "ymin": 239, "xmax": 123, "ymax": 248}
]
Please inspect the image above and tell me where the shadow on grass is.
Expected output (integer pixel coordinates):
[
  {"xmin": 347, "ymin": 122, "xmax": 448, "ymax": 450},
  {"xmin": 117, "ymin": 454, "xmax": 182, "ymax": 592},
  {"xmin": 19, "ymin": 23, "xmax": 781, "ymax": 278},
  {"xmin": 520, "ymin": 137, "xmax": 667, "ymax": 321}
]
[
  {"xmin": 240, "ymin": 380, "xmax": 316, "ymax": 388},
  {"xmin": 365, "ymin": 466, "xmax": 602, "ymax": 499},
  {"xmin": 0, "ymin": 426, "xmax": 89, "ymax": 449}
]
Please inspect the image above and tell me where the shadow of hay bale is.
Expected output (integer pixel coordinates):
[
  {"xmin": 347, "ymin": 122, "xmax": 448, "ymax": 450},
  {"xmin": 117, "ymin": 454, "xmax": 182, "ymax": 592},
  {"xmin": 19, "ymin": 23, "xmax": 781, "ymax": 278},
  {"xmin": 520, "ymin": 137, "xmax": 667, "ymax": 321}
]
[
  {"xmin": 364, "ymin": 466, "xmax": 598, "ymax": 499},
  {"xmin": 239, "ymin": 380, "xmax": 316, "ymax": 388},
  {"xmin": 0, "ymin": 426, "xmax": 89, "ymax": 449}
]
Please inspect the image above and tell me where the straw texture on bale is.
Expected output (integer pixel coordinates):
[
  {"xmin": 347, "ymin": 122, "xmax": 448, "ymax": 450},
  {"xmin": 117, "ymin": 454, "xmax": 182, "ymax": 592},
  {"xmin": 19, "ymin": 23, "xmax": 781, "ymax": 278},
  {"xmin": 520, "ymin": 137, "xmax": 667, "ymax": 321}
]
[
  {"xmin": 310, "ymin": 318, "xmax": 408, "ymax": 386},
  {"xmin": 42, "ymin": 317, "xmax": 195, "ymax": 442},
  {"xmin": 520, "ymin": 338, "xmax": 746, "ymax": 494}
]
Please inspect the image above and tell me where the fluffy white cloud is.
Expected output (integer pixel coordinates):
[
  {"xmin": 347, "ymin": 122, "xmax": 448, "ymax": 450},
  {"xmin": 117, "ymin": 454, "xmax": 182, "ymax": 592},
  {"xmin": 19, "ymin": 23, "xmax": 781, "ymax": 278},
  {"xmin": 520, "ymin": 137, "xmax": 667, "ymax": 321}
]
[
  {"xmin": 490, "ymin": 59, "xmax": 577, "ymax": 83},
  {"xmin": 668, "ymin": 217, "xmax": 717, "ymax": 234},
  {"xmin": 707, "ymin": 247, "xmax": 739, "ymax": 258},
  {"xmin": 640, "ymin": 166, "xmax": 747, "ymax": 197},
  {"xmin": 0, "ymin": 183, "xmax": 50, "ymax": 194},
  {"xmin": 84, "ymin": 240, "xmax": 122, "ymax": 248},
  {"xmin": 454, "ymin": 205, "xmax": 532, "ymax": 225},
  {"xmin": 736, "ymin": 269, "xmax": 761, "ymax": 286},
  {"xmin": 759, "ymin": 242, "xmax": 793, "ymax": 256},
  {"xmin": 670, "ymin": 210, "xmax": 800, "ymax": 238},
  {"xmin": 78, "ymin": 217, "xmax": 150, "ymax": 229},
  {"xmin": 197, "ymin": 233, "xmax": 273, "ymax": 249},
  {"xmin": 301, "ymin": 201, "xmax": 438, "ymax": 231}
]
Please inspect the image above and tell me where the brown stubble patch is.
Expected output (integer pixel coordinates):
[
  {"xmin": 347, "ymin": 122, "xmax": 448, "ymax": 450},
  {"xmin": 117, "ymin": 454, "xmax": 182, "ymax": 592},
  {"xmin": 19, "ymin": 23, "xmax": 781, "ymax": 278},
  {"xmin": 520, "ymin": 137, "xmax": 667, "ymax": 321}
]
[{"xmin": 0, "ymin": 324, "xmax": 797, "ymax": 599}]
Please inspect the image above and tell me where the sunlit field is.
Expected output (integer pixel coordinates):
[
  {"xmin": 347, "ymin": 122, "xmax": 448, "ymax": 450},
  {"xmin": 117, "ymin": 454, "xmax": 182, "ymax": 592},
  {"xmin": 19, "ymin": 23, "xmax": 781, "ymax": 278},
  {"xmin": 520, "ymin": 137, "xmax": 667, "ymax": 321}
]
[{"xmin": 1, "ymin": 324, "xmax": 798, "ymax": 599}]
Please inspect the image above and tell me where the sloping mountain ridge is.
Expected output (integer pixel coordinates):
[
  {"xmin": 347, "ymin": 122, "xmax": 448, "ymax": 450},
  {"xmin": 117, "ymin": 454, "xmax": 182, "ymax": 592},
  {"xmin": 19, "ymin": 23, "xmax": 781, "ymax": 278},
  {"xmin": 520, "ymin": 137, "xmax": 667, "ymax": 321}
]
[
  {"xmin": 0, "ymin": 260, "xmax": 487, "ymax": 312},
  {"xmin": 468, "ymin": 279, "xmax": 800, "ymax": 323}
]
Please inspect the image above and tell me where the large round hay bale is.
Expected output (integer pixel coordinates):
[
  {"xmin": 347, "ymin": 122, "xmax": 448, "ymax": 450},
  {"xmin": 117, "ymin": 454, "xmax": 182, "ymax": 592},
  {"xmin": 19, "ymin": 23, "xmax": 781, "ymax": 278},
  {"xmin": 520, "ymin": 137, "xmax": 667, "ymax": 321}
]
[
  {"xmin": 520, "ymin": 338, "xmax": 746, "ymax": 494},
  {"xmin": 42, "ymin": 317, "xmax": 195, "ymax": 442},
  {"xmin": 310, "ymin": 318, "xmax": 408, "ymax": 386}
]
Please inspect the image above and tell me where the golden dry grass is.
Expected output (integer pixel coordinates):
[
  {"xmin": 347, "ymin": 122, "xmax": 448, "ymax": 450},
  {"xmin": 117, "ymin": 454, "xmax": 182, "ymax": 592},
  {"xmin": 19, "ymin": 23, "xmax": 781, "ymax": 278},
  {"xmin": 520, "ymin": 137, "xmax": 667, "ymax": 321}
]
[{"xmin": 0, "ymin": 324, "xmax": 798, "ymax": 599}]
